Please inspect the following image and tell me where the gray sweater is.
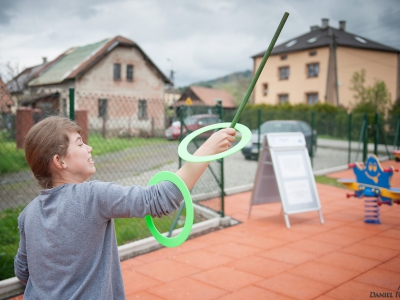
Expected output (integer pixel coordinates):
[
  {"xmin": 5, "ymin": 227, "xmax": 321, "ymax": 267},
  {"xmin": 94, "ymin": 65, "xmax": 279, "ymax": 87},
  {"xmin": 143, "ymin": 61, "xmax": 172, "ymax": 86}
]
[{"xmin": 14, "ymin": 180, "xmax": 183, "ymax": 299}]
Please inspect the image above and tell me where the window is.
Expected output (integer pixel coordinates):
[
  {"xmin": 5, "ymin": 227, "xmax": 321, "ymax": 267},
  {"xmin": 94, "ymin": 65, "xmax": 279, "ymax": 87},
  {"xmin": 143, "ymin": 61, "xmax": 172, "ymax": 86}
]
[
  {"xmin": 307, "ymin": 63, "xmax": 319, "ymax": 77},
  {"xmin": 280, "ymin": 55, "xmax": 287, "ymax": 60},
  {"xmin": 263, "ymin": 83, "xmax": 268, "ymax": 96},
  {"xmin": 138, "ymin": 99, "xmax": 147, "ymax": 119},
  {"xmin": 127, "ymin": 64, "xmax": 134, "ymax": 81},
  {"xmin": 113, "ymin": 63, "xmax": 121, "ymax": 80},
  {"xmin": 98, "ymin": 99, "xmax": 108, "ymax": 117},
  {"xmin": 279, "ymin": 66, "xmax": 289, "ymax": 80},
  {"xmin": 307, "ymin": 93, "xmax": 318, "ymax": 105},
  {"xmin": 279, "ymin": 94, "xmax": 289, "ymax": 104},
  {"xmin": 309, "ymin": 51, "xmax": 317, "ymax": 56}
]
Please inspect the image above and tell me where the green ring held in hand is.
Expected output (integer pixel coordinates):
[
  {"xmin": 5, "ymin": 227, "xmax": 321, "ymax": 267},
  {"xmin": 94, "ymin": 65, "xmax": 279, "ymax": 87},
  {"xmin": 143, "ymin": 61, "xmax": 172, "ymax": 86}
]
[
  {"xmin": 178, "ymin": 123, "xmax": 252, "ymax": 163},
  {"xmin": 145, "ymin": 171, "xmax": 193, "ymax": 248}
]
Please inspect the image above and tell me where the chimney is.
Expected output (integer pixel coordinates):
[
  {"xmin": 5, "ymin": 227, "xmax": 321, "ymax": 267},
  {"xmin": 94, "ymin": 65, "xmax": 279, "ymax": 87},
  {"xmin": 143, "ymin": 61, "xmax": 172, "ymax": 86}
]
[
  {"xmin": 42, "ymin": 57, "xmax": 47, "ymax": 64},
  {"xmin": 321, "ymin": 18, "xmax": 329, "ymax": 29},
  {"xmin": 310, "ymin": 25, "xmax": 319, "ymax": 31},
  {"xmin": 339, "ymin": 20, "xmax": 346, "ymax": 31}
]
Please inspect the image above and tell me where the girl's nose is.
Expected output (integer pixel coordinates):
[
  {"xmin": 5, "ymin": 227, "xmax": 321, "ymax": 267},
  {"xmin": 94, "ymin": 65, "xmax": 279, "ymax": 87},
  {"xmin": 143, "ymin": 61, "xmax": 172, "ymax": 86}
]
[{"xmin": 86, "ymin": 144, "xmax": 92, "ymax": 152}]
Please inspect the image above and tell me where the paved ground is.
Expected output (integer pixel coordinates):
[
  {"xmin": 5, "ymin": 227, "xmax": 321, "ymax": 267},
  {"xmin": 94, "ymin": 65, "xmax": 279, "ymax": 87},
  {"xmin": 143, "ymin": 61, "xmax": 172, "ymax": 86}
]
[{"xmin": 9, "ymin": 160, "xmax": 400, "ymax": 300}]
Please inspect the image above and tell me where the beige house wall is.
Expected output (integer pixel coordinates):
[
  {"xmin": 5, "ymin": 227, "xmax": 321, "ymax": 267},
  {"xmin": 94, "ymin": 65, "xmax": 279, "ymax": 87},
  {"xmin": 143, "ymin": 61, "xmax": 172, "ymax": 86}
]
[
  {"xmin": 254, "ymin": 46, "xmax": 399, "ymax": 110},
  {"xmin": 336, "ymin": 47, "xmax": 398, "ymax": 108},
  {"xmin": 76, "ymin": 47, "xmax": 165, "ymax": 99},
  {"xmin": 253, "ymin": 47, "xmax": 330, "ymax": 105}
]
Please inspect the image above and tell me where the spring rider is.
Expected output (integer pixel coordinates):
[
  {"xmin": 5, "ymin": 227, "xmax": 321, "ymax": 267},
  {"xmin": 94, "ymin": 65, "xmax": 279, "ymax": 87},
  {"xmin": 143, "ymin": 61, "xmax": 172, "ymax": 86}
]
[{"xmin": 338, "ymin": 155, "xmax": 400, "ymax": 224}]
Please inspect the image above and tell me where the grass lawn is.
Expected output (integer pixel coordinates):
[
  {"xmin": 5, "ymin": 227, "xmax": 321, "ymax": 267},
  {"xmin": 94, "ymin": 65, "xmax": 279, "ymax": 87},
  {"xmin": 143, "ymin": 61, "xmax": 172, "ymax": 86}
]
[
  {"xmin": 0, "ymin": 206, "xmax": 24, "ymax": 281},
  {"xmin": 314, "ymin": 175, "xmax": 347, "ymax": 189},
  {"xmin": 89, "ymin": 133, "xmax": 173, "ymax": 156},
  {"xmin": 0, "ymin": 132, "xmax": 27, "ymax": 175}
]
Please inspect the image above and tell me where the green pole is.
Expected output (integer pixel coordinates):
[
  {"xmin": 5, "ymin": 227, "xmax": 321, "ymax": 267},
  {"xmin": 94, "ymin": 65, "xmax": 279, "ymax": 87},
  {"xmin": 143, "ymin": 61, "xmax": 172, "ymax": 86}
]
[
  {"xmin": 178, "ymin": 106, "xmax": 185, "ymax": 169},
  {"xmin": 69, "ymin": 87, "xmax": 75, "ymax": 121},
  {"xmin": 170, "ymin": 106, "xmax": 187, "ymax": 237},
  {"xmin": 310, "ymin": 111, "xmax": 315, "ymax": 166},
  {"xmin": 229, "ymin": 12, "xmax": 289, "ymax": 128},
  {"xmin": 394, "ymin": 114, "xmax": 400, "ymax": 150},
  {"xmin": 363, "ymin": 113, "xmax": 368, "ymax": 162},
  {"xmin": 374, "ymin": 113, "xmax": 378, "ymax": 156},
  {"xmin": 257, "ymin": 108, "xmax": 261, "ymax": 156},
  {"xmin": 216, "ymin": 99, "xmax": 225, "ymax": 217},
  {"xmin": 348, "ymin": 113, "xmax": 352, "ymax": 163}
]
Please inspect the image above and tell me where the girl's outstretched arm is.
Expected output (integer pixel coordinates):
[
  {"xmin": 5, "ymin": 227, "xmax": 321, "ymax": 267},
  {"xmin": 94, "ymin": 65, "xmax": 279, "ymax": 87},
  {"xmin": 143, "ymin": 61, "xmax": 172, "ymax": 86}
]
[{"xmin": 175, "ymin": 128, "xmax": 236, "ymax": 190}]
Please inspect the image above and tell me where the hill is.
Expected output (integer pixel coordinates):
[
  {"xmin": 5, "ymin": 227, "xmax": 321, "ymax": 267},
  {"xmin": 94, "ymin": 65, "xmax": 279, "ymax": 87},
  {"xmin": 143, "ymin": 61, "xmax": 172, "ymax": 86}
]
[{"xmin": 176, "ymin": 70, "xmax": 253, "ymax": 106}]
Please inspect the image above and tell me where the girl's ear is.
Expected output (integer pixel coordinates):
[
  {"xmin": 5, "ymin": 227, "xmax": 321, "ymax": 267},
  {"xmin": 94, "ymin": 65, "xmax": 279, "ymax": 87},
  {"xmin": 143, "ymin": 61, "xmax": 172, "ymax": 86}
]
[{"xmin": 52, "ymin": 155, "xmax": 66, "ymax": 170}]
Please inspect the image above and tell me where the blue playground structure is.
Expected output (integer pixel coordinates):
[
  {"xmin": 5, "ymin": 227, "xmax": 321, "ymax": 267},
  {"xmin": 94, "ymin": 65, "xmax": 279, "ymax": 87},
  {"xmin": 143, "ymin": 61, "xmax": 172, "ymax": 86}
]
[{"xmin": 338, "ymin": 155, "xmax": 400, "ymax": 224}]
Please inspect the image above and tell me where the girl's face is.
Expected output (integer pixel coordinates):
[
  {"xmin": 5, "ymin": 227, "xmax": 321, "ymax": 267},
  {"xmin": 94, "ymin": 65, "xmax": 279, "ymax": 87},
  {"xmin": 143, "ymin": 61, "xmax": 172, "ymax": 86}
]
[{"xmin": 62, "ymin": 131, "xmax": 96, "ymax": 183}]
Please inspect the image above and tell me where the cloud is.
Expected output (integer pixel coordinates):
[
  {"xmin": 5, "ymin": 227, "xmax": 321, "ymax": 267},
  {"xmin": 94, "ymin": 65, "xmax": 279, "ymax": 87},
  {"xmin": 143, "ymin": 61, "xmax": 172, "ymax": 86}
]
[
  {"xmin": 0, "ymin": 0, "xmax": 20, "ymax": 25},
  {"xmin": 0, "ymin": 0, "xmax": 399, "ymax": 86}
]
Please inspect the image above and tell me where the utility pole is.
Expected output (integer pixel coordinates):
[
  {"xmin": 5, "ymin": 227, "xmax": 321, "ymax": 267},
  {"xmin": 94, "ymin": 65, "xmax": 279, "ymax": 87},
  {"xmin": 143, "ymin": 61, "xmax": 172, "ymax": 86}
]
[{"xmin": 325, "ymin": 29, "xmax": 340, "ymax": 106}]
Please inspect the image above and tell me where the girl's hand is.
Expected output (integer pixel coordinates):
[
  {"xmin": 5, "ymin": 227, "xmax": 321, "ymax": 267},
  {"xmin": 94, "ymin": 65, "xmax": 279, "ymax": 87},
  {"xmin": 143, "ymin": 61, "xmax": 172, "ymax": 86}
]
[{"xmin": 194, "ymin": 128, "xmax": 236, "ymax": 157}]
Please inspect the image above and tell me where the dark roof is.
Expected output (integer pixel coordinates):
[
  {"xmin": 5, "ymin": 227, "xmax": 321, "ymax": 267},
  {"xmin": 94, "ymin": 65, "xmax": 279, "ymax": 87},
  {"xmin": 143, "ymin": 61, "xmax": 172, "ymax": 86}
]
[
  {"xmin": 6, "ymin": 61, "xmax": 52, "ymax": 92},
  {"xmin": 253, "ymin": 25, "xmax": 400, "ymax": 58},
  {"xmin": 29, "ymin": 35, "xmax": 171, "ymax": 87}
]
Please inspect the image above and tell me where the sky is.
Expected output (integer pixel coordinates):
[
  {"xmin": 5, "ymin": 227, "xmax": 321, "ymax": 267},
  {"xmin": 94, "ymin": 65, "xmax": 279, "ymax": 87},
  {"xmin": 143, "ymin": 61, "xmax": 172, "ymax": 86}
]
[{"xmin": 0, "ymin": 0, "xmax": 399, "ymax": 87}]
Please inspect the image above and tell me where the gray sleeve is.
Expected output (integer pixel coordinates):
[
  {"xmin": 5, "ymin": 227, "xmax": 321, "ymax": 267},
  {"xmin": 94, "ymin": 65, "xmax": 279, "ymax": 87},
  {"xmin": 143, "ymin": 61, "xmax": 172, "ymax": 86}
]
[
  {"xmin": 14, "ymin": 213, "xmax": 29, "ymax": 285},
  {"xmin": 86, "ymin": 181, "xmax": 184, "ymax": 219}
]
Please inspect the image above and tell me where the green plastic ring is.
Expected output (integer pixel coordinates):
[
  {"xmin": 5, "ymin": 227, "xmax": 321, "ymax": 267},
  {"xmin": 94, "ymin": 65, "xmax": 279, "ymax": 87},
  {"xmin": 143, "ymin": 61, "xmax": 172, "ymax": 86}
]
[
  {"xmin": 145, "ymin": 171, "xmax": 193, "ymax": 248},
  {"xmin": 178, "ymin": 122, "xmax": 252, "ymax": 163}
]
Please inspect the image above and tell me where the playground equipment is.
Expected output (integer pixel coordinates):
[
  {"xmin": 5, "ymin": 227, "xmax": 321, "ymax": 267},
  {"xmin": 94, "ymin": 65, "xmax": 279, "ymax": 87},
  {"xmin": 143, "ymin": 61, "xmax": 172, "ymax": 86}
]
[
  {"xmin": 338, "ymin": 155, "xmax": 400, "ymax": 224},
  {"xmin": 393, "ymin": 150, "xmax": 400, "ymax": 162}
]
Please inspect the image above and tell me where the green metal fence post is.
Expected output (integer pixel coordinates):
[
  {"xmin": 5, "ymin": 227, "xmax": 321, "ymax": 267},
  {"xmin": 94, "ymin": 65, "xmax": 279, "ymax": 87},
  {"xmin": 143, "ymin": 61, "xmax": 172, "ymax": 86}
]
[
  {"xmin": 216, "ymin": 99, "xmax": 225, "ymax": 217},
  {"xmin": 69, "ymin": 87, "xmax": 75, "ymax": 121},
  {"xmin": 348, "ymin": 113, "xmax": 352, "ymax": 163},
  {"xmin": 257, "ymin": 108, "xmax": 261, "ymax": 155},
  {"xmin": 169, "ymin": 106, "xmax": 187, "ymax": 237},
  {"xmin": 363, "ymin": 113, "xmax": 368, "ymax": 162},
  {"xmin": 178, "ymin": 106, "xmax": 186, "ymax": 169},
  {"xmin": 311, "ymin": 111, "xmax": 315, "ymax": 161},
  {"xmin": 374, "ymin": 113, "xmax": 379, "ymax": 156},
  {"xmin": 394, "ymin": 114, "xmax": 400, "ymax": 150}
]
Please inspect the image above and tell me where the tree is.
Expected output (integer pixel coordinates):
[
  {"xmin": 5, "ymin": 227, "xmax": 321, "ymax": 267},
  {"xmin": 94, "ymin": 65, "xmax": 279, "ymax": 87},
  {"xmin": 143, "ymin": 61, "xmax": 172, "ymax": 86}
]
[{"xmin": 350, "ymin": 69, "xmax": 392, "ymax": 115}]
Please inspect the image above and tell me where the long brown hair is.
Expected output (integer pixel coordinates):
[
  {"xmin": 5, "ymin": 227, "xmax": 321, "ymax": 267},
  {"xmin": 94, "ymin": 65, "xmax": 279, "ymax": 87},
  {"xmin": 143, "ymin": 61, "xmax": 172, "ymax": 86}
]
[{"xmin": 24, "ymin": 116, "xmax": 82, "ymax": 189}]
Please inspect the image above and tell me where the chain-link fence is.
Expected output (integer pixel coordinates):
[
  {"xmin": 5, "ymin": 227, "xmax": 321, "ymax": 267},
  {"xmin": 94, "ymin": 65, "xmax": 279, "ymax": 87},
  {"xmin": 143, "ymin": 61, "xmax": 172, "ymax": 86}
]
[
  {"xmin": 225, "ymin": 108, "xmax": 398, "ymax": 167},
  {"xmin": 0, "ymin": 88, "xmax": 223, "ymax": 281}
]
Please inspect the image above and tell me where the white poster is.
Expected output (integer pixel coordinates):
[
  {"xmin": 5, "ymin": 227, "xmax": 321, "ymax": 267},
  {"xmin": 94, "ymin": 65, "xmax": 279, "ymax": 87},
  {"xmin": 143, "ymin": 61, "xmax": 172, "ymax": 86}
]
[
  {"xmin": 277, "ymin": 154, "xmax": 307, "ymax": 179},
  {"xmin": 283, "ymin": 180, "xmax": 313, "ymax": 205}
]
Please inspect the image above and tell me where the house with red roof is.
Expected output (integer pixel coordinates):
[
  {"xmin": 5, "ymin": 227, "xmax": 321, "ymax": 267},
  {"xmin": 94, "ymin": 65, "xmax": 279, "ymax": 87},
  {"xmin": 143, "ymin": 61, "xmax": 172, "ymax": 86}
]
[
  {"xmin": 252, "ymin": 18, "xmax": 399, "ymax": 108},
  {"xmin": 175, "ymin": 86, "xmax": 236, "ymax": 109}
]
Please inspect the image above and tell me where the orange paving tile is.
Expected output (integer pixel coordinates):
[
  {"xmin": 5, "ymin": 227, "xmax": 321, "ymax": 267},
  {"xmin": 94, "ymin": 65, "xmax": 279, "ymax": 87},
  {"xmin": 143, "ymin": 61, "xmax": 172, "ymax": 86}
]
[
  {"xmin": 256, "ymin": 272, "xmax": 334, "ymax": 300},
  {"xmin": 7, "ymin": 162, "xmax": 400, "ymax": 300}
]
